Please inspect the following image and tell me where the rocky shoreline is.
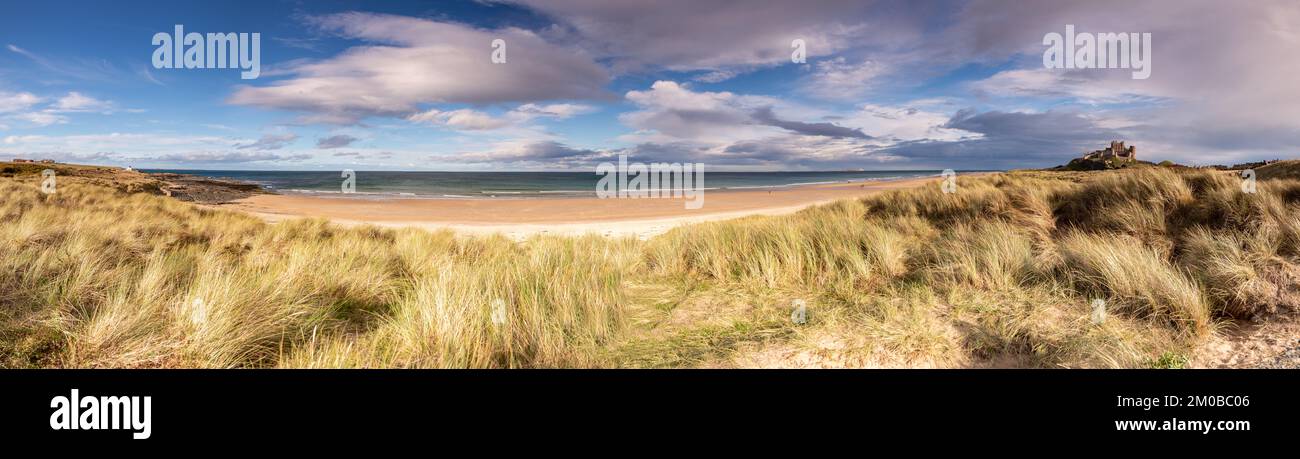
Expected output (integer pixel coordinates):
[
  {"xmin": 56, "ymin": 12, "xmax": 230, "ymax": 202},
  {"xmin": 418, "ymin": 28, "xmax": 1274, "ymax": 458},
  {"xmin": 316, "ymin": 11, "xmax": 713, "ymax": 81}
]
[
  {"xmin": 149, "ymin": 172, "xmax": 270, "ymax": 204},
  {"xmin": 1, "ymin": 161, "xmax": 271, "ymax": 205}
]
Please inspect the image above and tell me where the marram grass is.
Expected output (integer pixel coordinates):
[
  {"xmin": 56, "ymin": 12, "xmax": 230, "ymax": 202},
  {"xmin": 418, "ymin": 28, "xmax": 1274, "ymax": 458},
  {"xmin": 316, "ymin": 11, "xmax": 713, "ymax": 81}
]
[{"xmin": 3, "ymin": 166, "xmax": 1299, "ymax": 368}]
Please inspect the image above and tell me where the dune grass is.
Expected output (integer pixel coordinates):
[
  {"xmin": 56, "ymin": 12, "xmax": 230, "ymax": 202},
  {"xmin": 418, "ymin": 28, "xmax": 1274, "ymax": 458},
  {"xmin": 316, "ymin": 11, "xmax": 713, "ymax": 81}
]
[{"xmin": 3, "ymin": 166, "xmax": 1299, "ymax": 368}]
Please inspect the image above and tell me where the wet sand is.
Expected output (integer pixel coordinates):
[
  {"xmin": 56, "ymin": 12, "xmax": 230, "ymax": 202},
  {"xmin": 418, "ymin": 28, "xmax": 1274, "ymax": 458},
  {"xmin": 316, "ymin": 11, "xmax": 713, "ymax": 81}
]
[{"xmin": 224, "ymin": 176, "xmax": 944, "ymax": 240}]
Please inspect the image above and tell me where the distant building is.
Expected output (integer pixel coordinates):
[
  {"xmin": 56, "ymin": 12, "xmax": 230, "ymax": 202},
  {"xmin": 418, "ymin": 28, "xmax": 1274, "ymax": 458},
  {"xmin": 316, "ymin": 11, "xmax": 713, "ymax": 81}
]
[
  {"xmin": 13, "ymin": 158, "xmax": 34, "ymax": 163},
  {"xmin": 1082, "ymin": 141, "xmax": 1136, "ymax": 161},
  {"xmin": 38, "ymin": 159, "xmax": 55, "ymax": 164}
]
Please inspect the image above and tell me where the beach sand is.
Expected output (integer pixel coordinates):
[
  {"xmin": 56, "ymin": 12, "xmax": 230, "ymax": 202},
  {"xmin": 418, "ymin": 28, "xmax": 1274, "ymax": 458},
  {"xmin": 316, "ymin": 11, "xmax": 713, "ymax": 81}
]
[{"xmin": 223, "ymin": 176, "xmax": 942, "ymax": 240}]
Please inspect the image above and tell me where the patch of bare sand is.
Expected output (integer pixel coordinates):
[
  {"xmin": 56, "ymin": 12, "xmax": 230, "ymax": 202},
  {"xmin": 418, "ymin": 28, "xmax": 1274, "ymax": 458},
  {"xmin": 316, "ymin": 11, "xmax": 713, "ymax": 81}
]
[
  {"xmin": 1192, "ymin": 312, "xmax": 1300, "ymax": 368},
  {"xmin": 726, "ymin": 330, "xmax": 961, "ymax": 369}
]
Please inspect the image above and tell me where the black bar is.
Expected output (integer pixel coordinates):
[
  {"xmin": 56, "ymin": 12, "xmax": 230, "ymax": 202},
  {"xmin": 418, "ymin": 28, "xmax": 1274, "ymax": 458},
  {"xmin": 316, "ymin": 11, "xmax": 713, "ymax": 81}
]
[{"xmin": 1, "ymin": 370, "xmax": 1292, "ymax": 446}]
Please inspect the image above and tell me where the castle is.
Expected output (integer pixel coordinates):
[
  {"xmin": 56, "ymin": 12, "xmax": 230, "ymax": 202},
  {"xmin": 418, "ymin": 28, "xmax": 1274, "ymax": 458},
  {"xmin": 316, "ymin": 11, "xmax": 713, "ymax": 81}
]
[{"xmin": 1082, "ymin": 141, "xmax": 1136, "ymax": 161}]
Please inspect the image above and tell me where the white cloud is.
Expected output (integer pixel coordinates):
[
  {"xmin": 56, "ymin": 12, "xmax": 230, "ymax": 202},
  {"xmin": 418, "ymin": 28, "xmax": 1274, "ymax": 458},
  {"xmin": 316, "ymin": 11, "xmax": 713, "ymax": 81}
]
[
  {"xmin": 450, "ymin": 139, "xmax": 605, "ymax": 166},
  {"xmin": 228, "ymin": 12, "xmax": 611, "ymax": 124},
  {"xmin": 971, "ymin": 69, "xmax": 1168, "ymax": 105},
  {"xmin": 236, "ymin": 133, "xmax": 299, "ymax": 150},
  {"xmin": 1, "ymin": 91, "xmax": 121, "ymax": 128},
  {"xmin": 15, "ymin": 112, "xmax": 67, "ymax": 127},
  {"xmin": 316, "ymin": 134, "xmax": 359, "ymax": 149},
  {"xmin": 692, "ymin": 70, "xmax": 738, "ymax": 83},
  {"xmin": 0, "ymin": 131, "xmax": 325, "ymax": 165},
  {"xmin": 805, "ymin": 57, "xmax": 888, "ymax": 98},
  {"xmin": 944, "ymin": 0, "xmax": 1300, "ymax": 163},
  {"xmin": 504, "ymin": 0, "xmax": 922, "ymax": 73},
  {"xmin": 620, "ymin": 81, "xmax": 781, "ymax": 144},
  {"xmin": 605, "ymin": 81, "xmax": 907, "ymax": 168},
  {"xmin": 0, "ymin": 91, "xmax": 42, "ymax": 113},
  {"xmin": 156, "ymin": 151, "xmax": 311, "ymax": 163},
  {"xmin": 407, "ymin": 103, "xmax": 597, "ymax": 131},
  {"xmin": 840, "ymin": 104, "xmax": 976, "ymax": 144},
  {"xmin": 49, "ymin": 92, "xmax": 114, "ymax": 113},
  {"xmin": 509, "ymin": 103, "xmax": 596, "ymax": 120},
  {"xmin": 1, "ymin": 132, "xmax": 236, "ymax": 150},
  {"xmin": 408, "ymin": 108, "xmax": 512, "ymax": 131}
]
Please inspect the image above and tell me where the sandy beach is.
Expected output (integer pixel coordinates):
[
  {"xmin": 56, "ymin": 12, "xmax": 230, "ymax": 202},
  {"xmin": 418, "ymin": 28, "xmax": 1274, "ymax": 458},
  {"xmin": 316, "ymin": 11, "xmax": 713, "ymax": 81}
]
[{"xmin": 223, "ymin": 176, "xmax": 942, "ymax": 240}]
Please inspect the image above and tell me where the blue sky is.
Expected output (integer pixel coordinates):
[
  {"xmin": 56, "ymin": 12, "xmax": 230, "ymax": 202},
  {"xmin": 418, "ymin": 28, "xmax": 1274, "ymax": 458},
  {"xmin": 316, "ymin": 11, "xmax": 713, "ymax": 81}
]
[{"xmin": 1, "ymin": 0, "xmax": 1297, "ymax": 170}]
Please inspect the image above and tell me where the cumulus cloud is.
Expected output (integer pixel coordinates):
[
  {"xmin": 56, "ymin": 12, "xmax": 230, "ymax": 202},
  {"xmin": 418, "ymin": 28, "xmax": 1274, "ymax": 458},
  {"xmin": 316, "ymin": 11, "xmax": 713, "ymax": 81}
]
[
  {"xmin": 228, "ymin": 12, "xmax": 611, "ymax": 124},
  {"xmin": 692, "ymin": 70, "xmax": 738, "ymax": 83},
  {"xmin": 447, "ymin": 135, "xmax": 901, "ymax": 170},
  {"xmin": 0, "ymin": 132, "xmax": 289, "ymax": 166},
  {"xmin": 12, "ymin": 1, "xmax": 1300, "ymax": 169},
  {"xmin": 620, "ymin": 81, "xmax": 781, "ymax": 143},
  {"xmin": 0, "ymin": 91, "xmax": 42, "ymax": 113},
  {"xmin": 867, "ymin": 108, "xmax": 1123, "ymax": 169},
  {"xmin": 492, "ymin": 0, "xmax": 1300, "ymax": 166},
  {"xmin": 1, "ymin": 91, "xmax": 121, "ymax": 128},
  {"xmin": 505, "ymin": 0, "xmax": 926, "ymax": 73},
  {"xmin": 407, "ymin": 103, "xmax": 597, "ymax": 131},
  {"xmin": 839, "ymin": 104, "xmax": 975, "ymax": 144},
  {"xmin": 510, "ymin": 103, "xmax": 596, "ymax": 120},
  {"xmin": 804, "ymin": 57, "xmax": 888, "ymax": 98},
  {"xmin": 236, "ymin": 133, "xmax": 299, "ymax": 150},
  {"xmin": 594, "ymin": 79, "xmax": 1134, "ymax": 169},
  {"xmin": 750, "ymin": 106, "xmax": 870, "ymax": 139},
  {"xmin": 407, "ymin": 108, "xmax": 512, "ymax": 131},
  {"xmin": 943, "ymin": 0, "xmax": 1300, "ymax": 163},
  {"xmin": 943, "ymin": 109, "xmax": 1114, "ymax": 143},
  {"xmin": 332, "ymin": 151, "xmax": 393, "ymax": 160},
  {"xmin": 15, "ymin": 112, "xmax": 67, "ymax": 127},
  {"xmin": 156, "ymin": 151, "xmax": 312, "ymax": 163},
  {"xmin": 316, "ymin": 134, "xmax": 359, "ymax": 149},
  {"xmin": 452, "ymin": 140, "xmax": 607, "ymax": 165},
  {"xmin": 0, "ymin": 150, "xmax": 119, "ymax": 163},
  {"xmin": 614, "ymin": 81, "xmax": 891, "ymax": 165},
  {"xmin": 0, "ymin": 91, "xmax": 62, "ymax": 127},
  {"xmin": 717, "ymin": 136, "xmax": 901, "ymax": 167},
  {"xmin": 447, "ymin": 139, "xmax": 746, "ymax": 169},
  {"xmin": 49, "ymin": 92, "xmax": 114, "ymax": 113}
]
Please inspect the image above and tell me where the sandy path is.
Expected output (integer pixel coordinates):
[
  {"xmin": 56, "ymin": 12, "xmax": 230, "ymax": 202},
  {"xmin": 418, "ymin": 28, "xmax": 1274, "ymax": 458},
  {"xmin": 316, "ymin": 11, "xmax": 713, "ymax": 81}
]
[{"xmin": 222, "ymin": 176, "xmax": 942, "ymax": 240}]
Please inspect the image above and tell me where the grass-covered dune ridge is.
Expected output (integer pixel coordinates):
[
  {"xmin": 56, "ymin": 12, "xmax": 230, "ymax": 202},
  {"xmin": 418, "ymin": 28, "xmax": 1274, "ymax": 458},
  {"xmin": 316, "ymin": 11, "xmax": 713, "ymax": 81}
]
[{"xmin": 3, "ymin": 167, "xmax": 1298, "ymax": 368}]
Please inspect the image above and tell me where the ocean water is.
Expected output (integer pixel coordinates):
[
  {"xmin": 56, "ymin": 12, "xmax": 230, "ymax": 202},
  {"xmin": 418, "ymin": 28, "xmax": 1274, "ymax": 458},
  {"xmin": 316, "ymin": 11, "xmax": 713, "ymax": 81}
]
[{"xmin": 145, "ymin": 170, "xmax": 950, "ymax": 199}]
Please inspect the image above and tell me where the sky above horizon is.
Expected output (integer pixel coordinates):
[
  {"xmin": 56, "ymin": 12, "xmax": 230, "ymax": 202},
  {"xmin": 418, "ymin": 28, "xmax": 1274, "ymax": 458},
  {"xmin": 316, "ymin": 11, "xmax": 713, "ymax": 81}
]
[{"xmin": 1, "ymin": 0, "xmax": 1297, "ymax": 171}]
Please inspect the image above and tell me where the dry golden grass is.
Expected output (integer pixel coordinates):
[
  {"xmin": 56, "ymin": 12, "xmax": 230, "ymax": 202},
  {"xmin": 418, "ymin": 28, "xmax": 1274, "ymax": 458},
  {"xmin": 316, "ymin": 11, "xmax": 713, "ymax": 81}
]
[{"xmin": 3, "ymin": 166, "xmax": 1298, "ymax": 368}]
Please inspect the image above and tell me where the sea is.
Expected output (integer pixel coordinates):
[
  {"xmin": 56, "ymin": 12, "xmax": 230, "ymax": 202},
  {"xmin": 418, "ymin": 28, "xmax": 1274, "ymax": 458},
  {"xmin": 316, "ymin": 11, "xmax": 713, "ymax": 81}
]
[{"xmin": 144, "ymin": 170, "xmax": 953, "ymax": 199}]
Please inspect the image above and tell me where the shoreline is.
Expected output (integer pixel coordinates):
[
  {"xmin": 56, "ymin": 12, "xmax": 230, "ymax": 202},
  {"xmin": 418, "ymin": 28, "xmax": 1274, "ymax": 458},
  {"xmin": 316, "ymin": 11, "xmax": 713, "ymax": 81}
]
[
  {"xmin": 261, "ymin": 178, "xmax": 919, "ymax": 201},
  {"xmin": 221, "ymin": 175, "xmax": 957, "ymax": 240}
]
